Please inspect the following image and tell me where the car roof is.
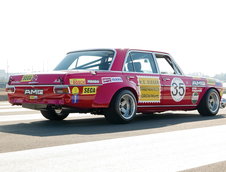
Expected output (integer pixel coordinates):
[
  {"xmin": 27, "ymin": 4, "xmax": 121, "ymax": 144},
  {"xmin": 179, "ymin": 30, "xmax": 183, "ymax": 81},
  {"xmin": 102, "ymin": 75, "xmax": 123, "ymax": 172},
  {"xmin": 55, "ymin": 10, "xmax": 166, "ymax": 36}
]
[
  {"xmin": 123, "ymin": 48, "xmax": 170, "ymax": 55},
  {"xmin": 67, "ymin": 48, "xmax": 170, "ymax": 55}
]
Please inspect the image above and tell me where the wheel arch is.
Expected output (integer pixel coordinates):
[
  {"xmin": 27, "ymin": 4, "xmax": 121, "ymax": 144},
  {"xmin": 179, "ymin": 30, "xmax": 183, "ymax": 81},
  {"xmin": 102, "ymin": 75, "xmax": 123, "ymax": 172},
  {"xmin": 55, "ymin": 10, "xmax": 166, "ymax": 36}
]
[
  {"xmin": 111, "ymin": 87, "xmax": 139, "ymax": 103},
  {"xmin": 198, "ymin": 87, "xmax": 220, "ymax": 107},
  {"xmin": 92, "ymin": 85, "xmax": 139, "ymax": 108}
]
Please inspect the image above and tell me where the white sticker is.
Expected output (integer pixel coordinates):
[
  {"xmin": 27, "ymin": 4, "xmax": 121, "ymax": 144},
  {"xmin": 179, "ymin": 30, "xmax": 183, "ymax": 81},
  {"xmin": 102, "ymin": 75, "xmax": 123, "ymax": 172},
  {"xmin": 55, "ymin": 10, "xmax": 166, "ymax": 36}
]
[
  {"xmin": 192, "ymin": 92, "xmax": 199, "ymax": 104},
  {"xmin": 87, "ymin": 80, "xmax": 100, "ymax": 84},
  {"xmin": 192, "ymin": 80, "xmax": 206, "ymax": 86},
  {"xmin": 171, "ymin": 78, "xmax": 186, "ymax": 102},
  {"xmin": 102, "ymin": 77, "xmax": 123, "ymax": 84}
]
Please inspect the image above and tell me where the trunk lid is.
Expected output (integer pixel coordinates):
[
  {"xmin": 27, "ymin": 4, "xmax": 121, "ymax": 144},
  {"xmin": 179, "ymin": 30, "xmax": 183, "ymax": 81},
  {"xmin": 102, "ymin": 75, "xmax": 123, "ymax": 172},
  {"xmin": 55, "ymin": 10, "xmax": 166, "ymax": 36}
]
[{"xmin": 8, "ymin": 70, "xmax": 91, "ymax": 85}]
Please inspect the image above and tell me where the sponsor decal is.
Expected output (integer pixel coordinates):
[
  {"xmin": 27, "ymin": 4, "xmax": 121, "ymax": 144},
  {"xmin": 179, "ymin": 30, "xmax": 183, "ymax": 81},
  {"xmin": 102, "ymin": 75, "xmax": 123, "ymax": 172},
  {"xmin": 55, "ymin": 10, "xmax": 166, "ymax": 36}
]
[
  {"xmin": 82, "ymin": 86, "xmax": 97, "ymax": 94},
  {"xmin": 138, "ymin": 76, "xmax": 161, "ymax": 103},
  {"xmin": 29, "ymin": 96, "xmax": 38, "ymax": 100},
  {"xmin": 192, "ymin": 80, "xmax": 206, "ymax": 86},
  {"xmin": 216, "ymin": 82, "xmax": 223, "ymax": 87},
  {"xmin": 102, "ymin": 77, "xmax": 123, "ymax": 84},
  {"xmin": 111, "ymin": 77, "xmax": 123, "ymax": 82},
  {"xmin": 192, "ymin": 87, "xmax": 203, "ymax": 93},
  {"xmin": 87, "ymin": 80, "xmax": 100, "ymax": 84},
  {"xmin": 207, "ymin": 78, "xmax": 216, "ymax": 85},
  {"xmin": 171, "ymin": 78, "xmax": 186, "ymax": 102},
  {"xmin": 192, "ymin": 92, "xmax": 199, "ymax": 104},
  {"xmin": 220, "ymin": 89, "xmax": 224, "ymax": 97},
  {"xmin": 72, "ymin": 95, "xmax": 79, "ymax": 103},
  {"xmin": 72, "ymin": 87, "xmax": 79, "ymax": 94},
  {"xmin": 21, "ymin": 75, "xmax": 34, "ymax": 82},
  {"xmin": 24, "ymin": 89, "xmax": 44, "ymax": 95},
  {"xmin": 102, "ymin": 77, "xmax": 112, "ymax": 84},
  {"xmin": 69, "ymin": 79, "xmax": 86, "ymax": 85},
  {"xmin": 206, "ymin": 78, "xmax": 222, "ymax": 87}
]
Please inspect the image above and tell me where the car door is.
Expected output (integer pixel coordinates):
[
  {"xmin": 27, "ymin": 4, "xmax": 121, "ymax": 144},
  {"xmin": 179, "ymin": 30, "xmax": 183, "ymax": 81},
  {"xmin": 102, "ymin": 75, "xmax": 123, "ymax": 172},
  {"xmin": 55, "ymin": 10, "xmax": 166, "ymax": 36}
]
[
  {"xmin": 154, "ymin": 53, "xmax": 193, "ymax": 107},
  {"xmin": 123, "ymin": 51, "xmax": 163, "ymax": 106}
]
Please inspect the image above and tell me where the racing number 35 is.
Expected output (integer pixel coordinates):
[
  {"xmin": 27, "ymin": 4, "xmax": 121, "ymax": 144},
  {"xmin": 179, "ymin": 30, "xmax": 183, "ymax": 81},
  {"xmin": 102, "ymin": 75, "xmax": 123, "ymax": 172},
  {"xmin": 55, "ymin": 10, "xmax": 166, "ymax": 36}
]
[
  {"xmin": 170, "ymin": 78, "xmax": 186, "ymax": 102},
  {"xmin": 172, "ymin": 83, "xmax": 185, "ymax": 96}
]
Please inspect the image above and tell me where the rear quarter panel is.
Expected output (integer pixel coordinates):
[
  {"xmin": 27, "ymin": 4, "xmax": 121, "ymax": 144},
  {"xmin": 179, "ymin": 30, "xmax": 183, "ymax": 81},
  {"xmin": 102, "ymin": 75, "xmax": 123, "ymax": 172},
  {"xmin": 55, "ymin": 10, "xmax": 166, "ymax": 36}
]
[{"xmin": 92, "ymin": 73, "xmax": 138, "ymax": 108}]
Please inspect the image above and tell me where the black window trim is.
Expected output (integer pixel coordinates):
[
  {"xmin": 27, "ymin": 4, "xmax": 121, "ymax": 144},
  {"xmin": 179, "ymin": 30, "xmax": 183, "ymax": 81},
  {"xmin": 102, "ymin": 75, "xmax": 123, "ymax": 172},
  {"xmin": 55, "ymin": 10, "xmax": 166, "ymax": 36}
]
[{"xmin": 153, "ymin": 53, "xmax": 184, "ymax": 76}]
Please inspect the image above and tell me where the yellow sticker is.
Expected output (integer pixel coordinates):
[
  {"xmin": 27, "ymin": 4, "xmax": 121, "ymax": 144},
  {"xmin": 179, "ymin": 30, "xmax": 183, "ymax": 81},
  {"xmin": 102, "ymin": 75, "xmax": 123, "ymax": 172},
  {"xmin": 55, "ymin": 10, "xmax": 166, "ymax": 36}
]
[
  {"xmin": 82, "ymin": 86, "xmax": 97, "ymax": 94},
  {"xmin": 21, "ymin": 75, "xmax": 34, "ymax": 82},
  {"xmin": 29, "ymin": 96, "xmax": 38, "ymax": 100},
  {"xmin": 220, "ymin": 89, "xmax": 224, "ymax": 97},
  {"xmin": 138, "ymin": 76, "xmax": 161, "ymax": 103},
  {"xmin": 70, "ymin": 79, "xmax": 86, "ymax": 85},
  {"xmin": 72, "ymin": 87, "xmax": 79, "ymax": 94}
]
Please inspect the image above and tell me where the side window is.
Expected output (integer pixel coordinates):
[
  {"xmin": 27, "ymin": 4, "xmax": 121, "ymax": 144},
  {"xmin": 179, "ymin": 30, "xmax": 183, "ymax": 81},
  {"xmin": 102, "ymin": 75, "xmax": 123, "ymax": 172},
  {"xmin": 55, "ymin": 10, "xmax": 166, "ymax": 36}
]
[
  {"xmin": 124, "ymin": 52, "xmax": 157, "ymax": 73},
  {"xmin": 155, "ymin": 54, "xmax": 182, "ymax": 75}
]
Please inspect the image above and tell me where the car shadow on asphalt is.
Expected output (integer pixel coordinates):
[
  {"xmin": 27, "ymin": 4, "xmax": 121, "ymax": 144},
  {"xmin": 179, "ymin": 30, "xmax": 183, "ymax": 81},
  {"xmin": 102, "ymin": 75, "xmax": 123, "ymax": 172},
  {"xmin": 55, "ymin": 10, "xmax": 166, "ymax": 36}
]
[{"xmin": 1, "ymin": 112, "xmax": 226, "ymax": 137}]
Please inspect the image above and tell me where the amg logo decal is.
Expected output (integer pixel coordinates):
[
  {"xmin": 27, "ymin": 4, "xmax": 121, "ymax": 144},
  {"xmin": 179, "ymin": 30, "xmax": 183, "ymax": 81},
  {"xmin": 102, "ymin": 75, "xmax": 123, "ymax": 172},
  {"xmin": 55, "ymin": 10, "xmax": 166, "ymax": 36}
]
[{"xmin": 24, "ymin": 89, "xmax": 44, "ymax": 95}]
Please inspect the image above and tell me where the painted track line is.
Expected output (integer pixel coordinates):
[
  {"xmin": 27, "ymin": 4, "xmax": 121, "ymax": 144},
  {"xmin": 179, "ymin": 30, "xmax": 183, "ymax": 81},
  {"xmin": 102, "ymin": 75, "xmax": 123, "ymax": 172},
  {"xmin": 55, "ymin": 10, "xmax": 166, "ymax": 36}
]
[
  {"xmin": 0, "ymin": 101, "xmax": 10, "ymax": 105},
  {"xmin": 0, "ymin": 114, "xmax": 44, "ymax": 122},
  {"xmin": 0, "ymin": 113, "xmax": 92, "ymax": 122},
  {"xmin": 0, "ymin": 108, "xmax": 36, "ymax": 113},
  {"xmin": 0, "ymin": 105, "xmax": 24, "ymax": 109},
  {"xmin": 1, "ymin": 125, "xmax": 226, "ymax": 171}
]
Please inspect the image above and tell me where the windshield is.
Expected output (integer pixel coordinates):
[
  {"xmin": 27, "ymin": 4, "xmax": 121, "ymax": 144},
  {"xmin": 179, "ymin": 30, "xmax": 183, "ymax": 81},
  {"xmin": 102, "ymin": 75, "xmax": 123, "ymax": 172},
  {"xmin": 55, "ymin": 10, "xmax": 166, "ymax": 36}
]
[{"xmin": 54, "ymin": 50, "xmax": 115, "ymax": 71}]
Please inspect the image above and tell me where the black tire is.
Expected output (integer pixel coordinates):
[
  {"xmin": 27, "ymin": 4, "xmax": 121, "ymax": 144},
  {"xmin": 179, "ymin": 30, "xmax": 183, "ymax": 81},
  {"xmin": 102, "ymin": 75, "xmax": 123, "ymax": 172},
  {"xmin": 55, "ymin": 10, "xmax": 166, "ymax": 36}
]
[
  {"xmin": 198, "ymin": 89, "xmax": 220, "ymax": 116},
  {"xmin": 104, "ymin": 90, "xmax": 137, "ymax": 124},
  {"xmin": 41, "ymin": 108, "xmax": 69, "ymax": 120}
]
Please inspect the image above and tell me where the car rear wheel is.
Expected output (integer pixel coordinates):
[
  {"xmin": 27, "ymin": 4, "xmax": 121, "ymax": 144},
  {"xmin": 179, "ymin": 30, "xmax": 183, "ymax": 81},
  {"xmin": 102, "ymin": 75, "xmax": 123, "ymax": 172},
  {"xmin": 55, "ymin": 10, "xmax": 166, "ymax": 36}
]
[
  {"xmin": 198, "ymin": 89, "xmax": 220, "ymax": 116},
  {"xmin": 104, "ymin": 90, "xmax": 137, "ymax": 124},
  {"xmin": 41, "ymin": 108, "xmax": 69, "ymax": 120}
]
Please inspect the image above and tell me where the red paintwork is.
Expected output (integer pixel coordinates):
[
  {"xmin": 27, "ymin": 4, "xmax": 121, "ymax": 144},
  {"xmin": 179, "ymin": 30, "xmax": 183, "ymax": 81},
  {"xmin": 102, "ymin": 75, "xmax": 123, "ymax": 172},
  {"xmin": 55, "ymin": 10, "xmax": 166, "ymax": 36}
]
[{"xmin": 7, "ymin": 49, "xmax": 223, "ymax": 113}]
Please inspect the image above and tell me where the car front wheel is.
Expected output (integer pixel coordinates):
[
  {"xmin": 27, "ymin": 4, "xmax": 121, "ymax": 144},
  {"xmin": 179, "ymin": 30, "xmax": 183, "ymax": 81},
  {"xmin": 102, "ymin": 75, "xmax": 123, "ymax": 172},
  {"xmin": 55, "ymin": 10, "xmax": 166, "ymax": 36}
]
[
  {"xmin": 41, "ymin": 108, "xmax": 69, "ymax": 120},
  {"xmin": 104, "ymin": 90, "xmax": 137, "ymax": 124},
  {"xmin": 198, "ymin": 89, "xmax": 220, "ymax": 116}
]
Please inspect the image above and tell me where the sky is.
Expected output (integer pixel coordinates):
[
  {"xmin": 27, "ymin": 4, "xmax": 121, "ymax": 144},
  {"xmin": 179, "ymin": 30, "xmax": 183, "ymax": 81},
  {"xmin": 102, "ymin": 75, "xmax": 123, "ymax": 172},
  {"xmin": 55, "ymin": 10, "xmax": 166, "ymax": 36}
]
[{"xmin": 0, "ymin": 0, "xmax": 226, "ymax": 76}]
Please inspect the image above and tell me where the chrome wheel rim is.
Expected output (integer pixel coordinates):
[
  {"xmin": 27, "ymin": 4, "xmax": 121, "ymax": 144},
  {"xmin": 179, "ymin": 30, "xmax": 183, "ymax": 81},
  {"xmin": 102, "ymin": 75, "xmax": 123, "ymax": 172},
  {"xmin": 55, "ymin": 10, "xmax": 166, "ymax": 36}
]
[
  {"xmin": 119, "ymin": 94, "xmax": 136, "ymax": 120},
  {"xmin": 208, "ymin": 92, "xmax": 220, "ymax": 113}
]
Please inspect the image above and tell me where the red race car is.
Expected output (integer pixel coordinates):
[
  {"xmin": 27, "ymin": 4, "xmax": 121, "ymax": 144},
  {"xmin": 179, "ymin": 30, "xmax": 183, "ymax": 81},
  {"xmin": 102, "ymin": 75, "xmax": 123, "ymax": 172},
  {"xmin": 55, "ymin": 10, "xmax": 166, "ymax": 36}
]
[{"xmin": 6, "ymin": 49, "xmax": 224, "ymax": 123}]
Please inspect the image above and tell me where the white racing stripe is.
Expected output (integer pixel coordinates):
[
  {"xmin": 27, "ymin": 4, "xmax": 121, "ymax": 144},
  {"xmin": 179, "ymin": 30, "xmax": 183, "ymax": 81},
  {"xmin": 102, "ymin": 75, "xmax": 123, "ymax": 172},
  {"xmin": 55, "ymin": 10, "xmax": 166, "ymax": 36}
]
[
  {"xmin": 0, "ymin": 108, "xmax": 36, "ymax": 113},
  {"xmin": 0, "ymin": 101, "xmax": 10, "ymax": 105},
  {"xmin": 0, "ymin": 113, "xmax": 92, "ymax": 122},
  {"xmin": 0, "ymin": 114, "xmax": 44, "ymax": 122},
  {"xmin": 0, "ymin": 105, "xmax": 23, "ymax": 109},
  {"xmin": 1, "ymin": 125, "xmax": 226, "ymax": 171}
]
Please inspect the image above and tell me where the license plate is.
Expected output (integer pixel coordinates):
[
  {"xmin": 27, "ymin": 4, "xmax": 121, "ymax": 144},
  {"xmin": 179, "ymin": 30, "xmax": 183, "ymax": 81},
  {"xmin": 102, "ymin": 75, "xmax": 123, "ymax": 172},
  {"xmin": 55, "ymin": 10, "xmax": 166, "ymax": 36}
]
[{"xmin": 24, "ymin": 89, "xmax": 44, "ymax": 95}]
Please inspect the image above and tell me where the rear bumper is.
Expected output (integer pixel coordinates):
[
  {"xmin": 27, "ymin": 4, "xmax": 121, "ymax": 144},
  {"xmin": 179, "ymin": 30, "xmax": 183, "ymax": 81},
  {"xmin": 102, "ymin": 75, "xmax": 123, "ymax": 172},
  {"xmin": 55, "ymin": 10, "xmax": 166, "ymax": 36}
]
[
  {"xmin": 9, "ymin": 96, "xmax": 66, "ymax": 106},
  {"xmin": 7, "ymin": 88, "xmax": 99, "ymax": 110},
  {"xmin": 7, "ymin": 84, "xmax": 110, "ymax": 110}
]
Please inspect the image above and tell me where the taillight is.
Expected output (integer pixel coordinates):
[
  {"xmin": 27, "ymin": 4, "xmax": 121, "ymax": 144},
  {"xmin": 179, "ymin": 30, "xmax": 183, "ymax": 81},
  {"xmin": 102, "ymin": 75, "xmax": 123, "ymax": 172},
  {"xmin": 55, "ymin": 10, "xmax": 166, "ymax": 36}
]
[
  {"xmin": 53, "ymin": 86, "xmax": 70, "ymax": 94},
  {"xmin": 6, "ymin": 86, "xmax": 15, "ymax": 94}
]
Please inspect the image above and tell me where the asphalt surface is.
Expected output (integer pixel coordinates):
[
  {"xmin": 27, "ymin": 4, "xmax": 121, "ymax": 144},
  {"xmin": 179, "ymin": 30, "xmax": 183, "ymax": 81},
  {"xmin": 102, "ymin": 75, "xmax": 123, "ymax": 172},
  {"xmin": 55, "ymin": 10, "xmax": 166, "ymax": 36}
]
[{"xmin": 1, "ymin": 101, "xmax": 226, "ymax": 171}]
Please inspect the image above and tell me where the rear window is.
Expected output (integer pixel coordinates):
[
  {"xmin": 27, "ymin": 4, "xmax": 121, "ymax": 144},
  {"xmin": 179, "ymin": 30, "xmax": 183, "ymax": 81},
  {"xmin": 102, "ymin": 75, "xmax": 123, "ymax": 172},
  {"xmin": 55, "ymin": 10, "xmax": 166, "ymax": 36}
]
[{"xmin": 54, "ymin": 50, "xmax": 115, "ymax": 71}]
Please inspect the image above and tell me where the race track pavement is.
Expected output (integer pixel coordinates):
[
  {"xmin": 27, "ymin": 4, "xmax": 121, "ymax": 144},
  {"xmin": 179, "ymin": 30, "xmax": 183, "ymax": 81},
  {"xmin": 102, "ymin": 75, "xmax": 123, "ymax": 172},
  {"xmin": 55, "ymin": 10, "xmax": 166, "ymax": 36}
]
[{"xmin": 1, "ymin": 102, "xmax": 226, "ymax": 172}]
